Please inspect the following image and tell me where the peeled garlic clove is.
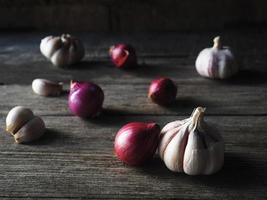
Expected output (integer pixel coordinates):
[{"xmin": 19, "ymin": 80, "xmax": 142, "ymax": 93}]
[
  {"xmin": 32, "ymin": 78, "xmax": 63, "ymax": 96},
  {"xmin": 14, "ymin": 116, "xmax": 45, "ymax": 144},
  {"xmin": 6, "ymin": 106, "xmax": 34, "ymax": 135},
  {"xmin": 40, "ymin": 34, "xmax": 85, "ymax": 68},
  {"xmin": 195, "ymin": 36, "xmax": 238, "ymax": 79},
  {"xmin": 159, "ymin": 107, "xmax": 224, "ymax": 175}
]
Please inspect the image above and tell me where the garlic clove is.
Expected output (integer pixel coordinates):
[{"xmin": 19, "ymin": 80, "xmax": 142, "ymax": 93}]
[
  {"xmin": 32, "ymin": 78, "xmax": 63, "ymax": 96},
  {"xmin": 183, "ymin": 148, "xmax": 208, "ymax": 175},
  {"xmin": 183, "ymin": 131, "xmax": 208, "ymax": 175},
  {"xmin": 161, "ymin": 118, "xmax": 190, "ymax": 134},
  {"xmin": 203, "ymin": 142, "xmax": 224, "ymax": 175},
  {"xmin": 40, "ymin": 36, "xmax": 52, "ymax": 58},
  {"xmin": 50, "ymin": 48, "xmax": 69, "ymax": 67},
  {"xmin": 217, "ymin": 50, "xmax": 237, "ymax": 78},
  {"xmin": 159, "ymin": 126, "xmax": 182, "ymax": 159},
  {"xmin": 14, "ymin": 116, "xmax": 45, "ymax": 144},
  {"xmin": 40, "ymin": 36, "xmax": 62, "ymax": 59},
  {"xmin": 163, "ymin": 125, "xmax": 189, "ymax": 172},
  {"xmin": 195, "ymin": 49, "xmax": 216, "ymax": 78},
  {"xmin": 6, "ymin": 106, "xmax": 34, "ymax": 135},
  {"xmin": 68, "ymin": 40, "xmax": 85, "ymax": 64}
]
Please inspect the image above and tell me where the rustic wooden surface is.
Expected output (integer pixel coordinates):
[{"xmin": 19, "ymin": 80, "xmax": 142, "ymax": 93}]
[{"xmin": 0, "ymin": 31, "xmax": 267, "ymax": 199}]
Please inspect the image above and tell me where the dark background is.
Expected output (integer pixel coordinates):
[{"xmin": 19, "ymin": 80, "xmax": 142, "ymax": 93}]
[{"xmin": 1, "ymin": 0, "xmax": 267, "ymax": 32}]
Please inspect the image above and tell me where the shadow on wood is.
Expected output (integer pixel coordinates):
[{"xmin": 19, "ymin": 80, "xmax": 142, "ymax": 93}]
[
  {"xmin": 26, "ymin": 128, "xmax": 66, "ymax": 145},
  {"xmin": 64, "ymin": 60, "xmax": 112, "ymax": 70},
  {"xmin": 163, "ymin": 97, "xmax": 215, "ymax": 114},
  {"xmin": 126, "ymin": 63, "xmax": 171, "ymax": 79},
  {"xmin": 223, "ymin": 69, "xmax": 267, "ymax": 85},
  {"xmin": 139, "ymin": 153, "xmax": 266, "ymax": 189},
  {"xmin": 86, "ymin": 107, "xmax": 135, "ymax": 127}
]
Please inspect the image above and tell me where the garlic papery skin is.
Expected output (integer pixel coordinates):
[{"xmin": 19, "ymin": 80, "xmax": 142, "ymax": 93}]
[
  {"xmin": 6, "ymin": 106, "xmax": 46, "ymax": 144},
  {"xmin": 195, "ymin": 36, "xmax": 238, "ymax": 79},
  {"xmin": 40, "ymin": 34, "xmax": 85, "ymax": 68},
  {"xmin": 6, "ymin": 106, "xmax": 34, "ymax": 134},
  {"xmin": 14, "ymin": 116, "xmax": 45, "ymax": 144},
  {"xmin": 32, "ymin": 78, "xmax": 63, "ymax": 96},
  {"xmin": 159, "ymin": 107, "xmax": 224, "ymax": 175}
]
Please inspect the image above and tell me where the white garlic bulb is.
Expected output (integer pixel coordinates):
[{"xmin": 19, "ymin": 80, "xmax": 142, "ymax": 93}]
[
  {"xmin": 6, "ymin": 106, "xmax": 45, "ymax": 144},
  {"xmin": 195, "ymin": 36, "xmax": 238, "ymax": 79},
  {"xmin": 40, "ymin": 34, "xmax": 85, "ymax": 67},
  {"xmin": 159, "ymin": 107, "xmax": 224, "ymax": 175},
  {"xmin": 32, "ymin": 78, "xmax": 63, "ymax": 96}
]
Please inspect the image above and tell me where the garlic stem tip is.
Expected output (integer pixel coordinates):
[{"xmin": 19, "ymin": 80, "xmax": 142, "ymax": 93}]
[
  {"xmin": 213, "ymin": 36, "xmax": 221, "ymax": 49},
  {"xmin": 109, "ymin": 45, "xmax": 115, "ymax": 54},
  {"xmin": 196, "ymin": 106, "xmax": 206, "ymax": 113}
]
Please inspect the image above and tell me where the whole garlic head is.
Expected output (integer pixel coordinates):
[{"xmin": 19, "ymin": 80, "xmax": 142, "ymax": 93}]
[
  {"xmin": 6, "ymin": 106, "xmax": 46, "ymax": 144},
  {"xmin": 159, "ymin": 107, "xmax": 224, "ymax": 175},
  {"xmin": 195, "ymin": 36, "xmax": 238, "ymax": 79},
  {"xmin": 40, "ymin": 34, "xmax": 85, "ymax": 67}
]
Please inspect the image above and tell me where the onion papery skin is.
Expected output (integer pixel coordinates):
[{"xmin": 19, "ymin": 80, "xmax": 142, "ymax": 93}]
[{"xmin": 114, "ymin": 122, "xmax": 161, "ymax": 166}]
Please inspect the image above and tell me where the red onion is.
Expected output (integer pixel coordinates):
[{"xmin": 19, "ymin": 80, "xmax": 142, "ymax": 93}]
[
  {"xmin": 68, "ymin": 80, "xmax": 104, "ymax": 118},
  {"xmin": 114, "ymin": 122, "xmax": 160, "ymax": 166},
  {"xmin": 148, "ymin": 77, "xmax": 177, "ymax": 105},
  {"xmin": 109, "ymin": 44, "xmax": 137, "ymax": 69}
]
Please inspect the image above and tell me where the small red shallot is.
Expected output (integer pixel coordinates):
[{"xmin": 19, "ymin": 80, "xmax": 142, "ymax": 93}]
[
  {"xmin": 148, "ymin": 77, "xmax": 177, "ymax": 105},
  {"xmin": 114, "ymin": 122, "xmax": 160, "ymax": 166},
  {"xmin": 109, "ymin": 44, "xmax": 137, "ymax": 69},
  {"xmin": 68, "ymin": 81, "xmax": 104, "ymax": 118}
]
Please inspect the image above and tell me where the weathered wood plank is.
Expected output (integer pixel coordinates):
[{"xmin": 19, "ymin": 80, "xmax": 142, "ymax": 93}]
[
  {"xmin": 0, "ymin": 115, "xmax": 266, "ymax": 199},
  {"xmin": 0, "ymin": 115, "xmax": 267, "ymax": 152},
  {"xmin": 0, "ymin": 32, "xmax": 267, "ymax": 85},
  {"xmin": 0, "ymin": 83, "xmax": 266, "ymax": 116},
  {"xmin": 0, "ymin": 32, "xmax": 266, "ymax": 199}
]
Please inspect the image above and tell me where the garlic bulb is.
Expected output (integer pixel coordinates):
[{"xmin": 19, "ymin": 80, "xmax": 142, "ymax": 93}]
[
  {"xmin": 159, "ymin": 107, "xmax": 224, "ymax": 175},
  {"xmin": 6, "ymin": 106, "xmax": 46, "ymax": 144},
  {"xmin": 32, "ymin": 78, "xmax": 63, "ymax": 96},
  {"xmin": 195, "ymin": 36, "xmax": 238, "ymax": 79},
  {"xmin": 40, "ymin": 34, "xmax": 85, "ymax": 67}
]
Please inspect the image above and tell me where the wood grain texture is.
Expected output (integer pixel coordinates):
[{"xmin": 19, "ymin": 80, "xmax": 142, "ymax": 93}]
[
  {"xmin": 0, "ymin": 83, "xmax": 266, "ymax": 116},
  {"xmin": 0, "ymin": 32, "xmax": 267, "ymax": 199},
  {"xmin": 0, "ymin": 115, "xmax": 267, "ymax": 199},
  {"xmin": 0, "ymin": 32, "xmax": 267, "ymax": 84}
]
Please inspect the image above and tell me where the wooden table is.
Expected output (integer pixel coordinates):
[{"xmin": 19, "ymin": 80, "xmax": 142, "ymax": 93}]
[{"xmin": 0, "ymin": 31, "xmax": 266, "ymax": 199}]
